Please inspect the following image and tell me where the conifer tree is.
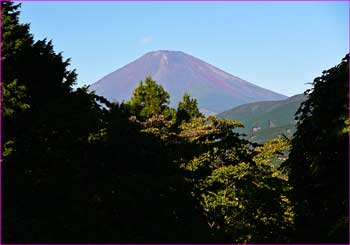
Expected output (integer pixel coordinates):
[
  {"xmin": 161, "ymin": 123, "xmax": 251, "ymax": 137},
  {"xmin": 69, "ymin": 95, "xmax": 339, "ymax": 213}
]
[
  {"xmin": 127, "ymin": 76, "xmax": 172, "ymax": 119},
  {"xmin": 176, "ymin": 92, "xmax": 204, "ymax": 124}
]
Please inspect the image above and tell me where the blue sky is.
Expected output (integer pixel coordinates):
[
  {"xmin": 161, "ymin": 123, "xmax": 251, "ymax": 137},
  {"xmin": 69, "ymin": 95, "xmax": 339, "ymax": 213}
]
[{"xmin": 19, "ymin": 1, "xmax": 349, "ymax": 96}]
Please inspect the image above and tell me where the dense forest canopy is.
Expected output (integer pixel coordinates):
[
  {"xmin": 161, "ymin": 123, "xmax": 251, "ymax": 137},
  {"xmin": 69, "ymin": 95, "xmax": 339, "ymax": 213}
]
[{"xmin": 1, "ymin": 2, "xmax": 349, "ymax": 243}]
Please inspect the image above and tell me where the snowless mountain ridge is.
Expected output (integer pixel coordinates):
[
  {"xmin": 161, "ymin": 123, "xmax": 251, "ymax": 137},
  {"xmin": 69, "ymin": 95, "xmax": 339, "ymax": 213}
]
[{"xmin": 89, "ymin": 50, "xmax": 287, "ymax": 115}]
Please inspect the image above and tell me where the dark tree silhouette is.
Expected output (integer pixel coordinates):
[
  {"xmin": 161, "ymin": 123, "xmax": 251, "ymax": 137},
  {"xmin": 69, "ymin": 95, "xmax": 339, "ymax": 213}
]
[{"xmin": 283, "ymin": 54, "xmax": 349, "ymax": 243}]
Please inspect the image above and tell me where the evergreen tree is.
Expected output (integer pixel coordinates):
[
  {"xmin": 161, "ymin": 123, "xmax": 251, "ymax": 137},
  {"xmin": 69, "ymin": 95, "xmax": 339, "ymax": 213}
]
[
  {"xmin": 127, "ymin": 76, "xmax": 173, "ymax": 119},
  {"xmin": 282, "ymin": 54, "xmax": 349, "ymax": 243},
  {"xmin": 176, "ymin": 92, "xmax": 204, "ymax": 125},
  {"xmin": 2, "ymin": 2, "xmax": 32, "ymax": 156},
  {"xmin": 2, "ymin": 3, "xmax": 108, "ymax": 242}
]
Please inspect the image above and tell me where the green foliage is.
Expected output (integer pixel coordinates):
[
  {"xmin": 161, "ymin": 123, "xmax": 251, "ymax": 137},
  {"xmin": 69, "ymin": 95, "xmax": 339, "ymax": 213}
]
[
  {"xmin": 176, "ymin": 92, "xmax": 204, "ymax": 124},
  {"xmin": 1, "ymin": 2, "xmax": 32, "ymax": 157},
  {"xmin": 3, "ymin": 140, "xmax": 15, "ymax": 157},
  {"xmin": 2, "ymin": 79, "xmax": 30, "ymax": 117},
  {"xmin": 282, "ymin": 54, "xmax": 349, "ymax": 243},
  {"xmin": 253, "ymin": 137, "xmax": 290, "ymax": 171},
  {"xmin": 88, "ymin": 128, "xmax": 107, "ymax": 143},
  {"xmin": 127, "ymin": 76, "xmax": 172, "ymax": 119},
  {"xmin": 1, "ymin": 2, "xmax": 33, "ymax": 63},
  {"xmin": 181, "ymin": 132, "xmax": 294, "ymax": 243}
]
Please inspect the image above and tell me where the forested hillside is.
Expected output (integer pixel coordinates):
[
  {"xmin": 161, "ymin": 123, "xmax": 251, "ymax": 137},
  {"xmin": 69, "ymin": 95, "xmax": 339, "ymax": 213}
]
[
  {"xmin": 217, "ymin": 94, "xmax": 305, "ymax": 143},
  {"xmin": 2, "ymin": 3, "xmax": 349, "ymax": 243}
]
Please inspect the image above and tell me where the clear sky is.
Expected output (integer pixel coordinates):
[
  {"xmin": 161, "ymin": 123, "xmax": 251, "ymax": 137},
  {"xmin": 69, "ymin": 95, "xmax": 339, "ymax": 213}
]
[{"xmin": 19, "ymin": 1, "xmax": 349, "ymax": 96}]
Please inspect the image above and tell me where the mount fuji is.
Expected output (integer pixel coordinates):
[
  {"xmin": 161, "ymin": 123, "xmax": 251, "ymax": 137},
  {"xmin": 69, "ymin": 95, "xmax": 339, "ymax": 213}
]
[{"xmin": 89, "ymin": 50, "xmax": 287, "ymax": 114}]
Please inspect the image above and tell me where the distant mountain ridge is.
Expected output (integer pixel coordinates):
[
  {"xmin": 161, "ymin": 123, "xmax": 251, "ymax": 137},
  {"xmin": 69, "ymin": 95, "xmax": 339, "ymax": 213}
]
[
  {"xmin": 89, "ymin": 50, "xmax": 287, "ymax": 114},
  {"xmin": 217, "ymin": 94, "xmax": 306, "ymax": 143}
]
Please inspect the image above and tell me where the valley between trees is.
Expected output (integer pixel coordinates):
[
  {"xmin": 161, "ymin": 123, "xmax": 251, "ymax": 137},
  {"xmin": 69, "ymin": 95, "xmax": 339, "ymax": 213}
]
[{"xmin": 2, "ymin": 2, "xmax": 349, "ymax": 243}]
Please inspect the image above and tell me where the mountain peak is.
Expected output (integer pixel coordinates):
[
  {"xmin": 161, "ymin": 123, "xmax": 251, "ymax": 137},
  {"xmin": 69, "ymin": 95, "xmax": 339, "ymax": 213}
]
[
  {"xmin": 143, "ymin": 50, "xmax": 190, "ymax": 61},
  {"xmin": 147, "ymin": 50, "xmax": 185, "ymax": 54},
  {"xmin": 89, "ymin": 51, "xmax": 287, "ymax": 114}
]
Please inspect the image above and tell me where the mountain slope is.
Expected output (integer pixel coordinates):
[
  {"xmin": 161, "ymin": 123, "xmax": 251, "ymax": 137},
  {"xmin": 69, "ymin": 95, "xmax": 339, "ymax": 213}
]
[
  {"xmin": 89, "ymin": 50, "xmax": 287, "ymax": 114},
  {"xmin": 217, "ymin": 94, "xmax": 305, "ymax": 142}
]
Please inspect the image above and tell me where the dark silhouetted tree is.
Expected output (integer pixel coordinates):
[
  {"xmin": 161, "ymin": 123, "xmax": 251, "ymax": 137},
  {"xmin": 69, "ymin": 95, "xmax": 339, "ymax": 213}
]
[{"xmin": 282, "ymin": 54, "xmax": 349, "ymax": 243}]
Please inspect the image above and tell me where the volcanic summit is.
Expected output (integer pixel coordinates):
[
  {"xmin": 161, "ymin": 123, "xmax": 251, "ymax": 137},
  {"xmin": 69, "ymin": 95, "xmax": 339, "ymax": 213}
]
[{"xmin": 89, "ymin": 50, "xmax": 287, "ymax": 114}]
